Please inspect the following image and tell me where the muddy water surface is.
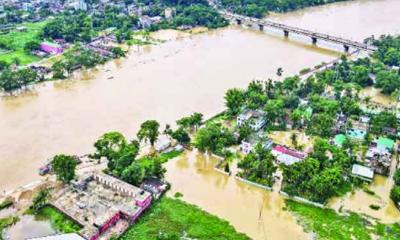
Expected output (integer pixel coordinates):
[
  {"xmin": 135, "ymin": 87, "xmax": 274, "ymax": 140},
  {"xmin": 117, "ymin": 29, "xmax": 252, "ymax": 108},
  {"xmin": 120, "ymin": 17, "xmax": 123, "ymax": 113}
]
[
  {"xmin": 0, "ymin": 27, "xmax": 339, "ymax": 192},
  {"xmin": 1, "ymin": 0, "xmax": 400, "ymax": 239},
  {"xmin": 165, "ymin": 151, "xmax": 309, "ymax": 240}
]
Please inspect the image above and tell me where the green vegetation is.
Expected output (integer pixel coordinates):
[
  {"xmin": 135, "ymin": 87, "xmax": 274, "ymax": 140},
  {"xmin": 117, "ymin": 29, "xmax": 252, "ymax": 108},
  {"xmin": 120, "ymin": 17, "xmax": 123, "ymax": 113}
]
[
  {"xmin": 0, "ymin": 198, "xmax": 13, "ymax": 211},
  {"xmin": 30, "ymin": 188, "xmax": 50, "ymax": 213},
  {"xmin": 92, "ymin": 124, "xmax": 181, "ymax": 186},
  {"xmin": 0, "ymin": 216, "xmax": 19, "ymax": 240},
  {"xmin": 137, "ymin": 120, "xmax": 160, "ymax": 146},
  {"xmin": 0, "ymin": 21, "xmax": 46, "ymax": 65},
  {"xmin": 390, "ymin": 168, "xmax": 400, "ymax": 206},
  {"xmin": 153, "ymin": 4, "xmax": 228, "ymax": 30},
  {"xmin": 34, "ymin": 206, "xmax": 81, "ymax": 233},
  {"xmin": 43, "ymin": 7, "xmax": 138, "ymax": 43},
  {"xmin": 194, "ymin": 122, "xmax": 235, "ymax": 155},
  {"xmin": 285, "ymin": 200, "xmax": 400, "ymax": 240},
  {"xmin": 220, "ymin": 0, "xmax": 348, "ymax": 18},
  {"xmin": 237, "ymin": 144, "xmax": 277, "ymax": 186},
  {"xmin": 52, "ymin": 154, "xmax": 78, "ymax": 183},
  {"xmin": 0, "ymin": 67, "xmax": 39, "ymax": 92},
  {"xmin": 51, "ymin": 45, "xmax": 108, "ymax": 80},
  {"xmin": 282, "ymin": 138, "xmax": 353, "ymax": 203},
  {"xmin": 120, "ymin": 197, "xmax": 250, "ymax": 240}
]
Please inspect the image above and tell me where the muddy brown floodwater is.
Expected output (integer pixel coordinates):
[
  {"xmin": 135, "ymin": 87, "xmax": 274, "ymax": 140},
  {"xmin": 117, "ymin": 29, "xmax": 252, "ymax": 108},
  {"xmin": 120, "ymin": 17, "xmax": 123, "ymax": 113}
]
[{"xmin": 1, "ymin": 0, "xmax": 400, "ymax": 239}]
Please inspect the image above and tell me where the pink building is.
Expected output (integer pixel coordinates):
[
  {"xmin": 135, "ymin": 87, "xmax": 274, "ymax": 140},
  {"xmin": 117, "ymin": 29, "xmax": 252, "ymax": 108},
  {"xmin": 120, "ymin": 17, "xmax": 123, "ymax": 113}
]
[{"xmin": 40, "ymin": 41, "xmax": 64, "ymax": 54}]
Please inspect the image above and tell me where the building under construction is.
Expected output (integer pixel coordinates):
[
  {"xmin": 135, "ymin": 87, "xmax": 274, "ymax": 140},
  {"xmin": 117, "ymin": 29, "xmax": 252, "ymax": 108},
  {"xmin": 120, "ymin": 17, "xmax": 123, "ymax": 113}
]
[{"xmin": 51, "ymin": 172, "xmax": 154, "ymax": 240}]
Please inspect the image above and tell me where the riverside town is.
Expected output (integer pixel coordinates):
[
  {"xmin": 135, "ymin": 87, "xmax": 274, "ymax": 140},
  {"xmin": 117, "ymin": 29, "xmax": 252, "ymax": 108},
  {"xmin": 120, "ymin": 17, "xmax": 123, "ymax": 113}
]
[{"xmin": 0, "ymin": 0, "xmax": 400, "ymax": 240}]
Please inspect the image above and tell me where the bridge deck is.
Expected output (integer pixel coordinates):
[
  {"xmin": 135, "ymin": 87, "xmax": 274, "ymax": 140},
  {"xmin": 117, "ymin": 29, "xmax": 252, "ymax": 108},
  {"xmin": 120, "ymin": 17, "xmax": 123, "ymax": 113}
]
[{"xmin": 220, "ymin": 11, "xmax": 376, "ymax": 52}]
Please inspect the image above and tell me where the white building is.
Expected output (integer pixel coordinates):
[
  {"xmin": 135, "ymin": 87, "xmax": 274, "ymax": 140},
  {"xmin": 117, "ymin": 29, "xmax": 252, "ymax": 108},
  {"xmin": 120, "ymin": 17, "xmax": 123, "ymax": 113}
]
[{"xmin": 351, "ymin": 164, "xmax": 374, "ymax": 182}]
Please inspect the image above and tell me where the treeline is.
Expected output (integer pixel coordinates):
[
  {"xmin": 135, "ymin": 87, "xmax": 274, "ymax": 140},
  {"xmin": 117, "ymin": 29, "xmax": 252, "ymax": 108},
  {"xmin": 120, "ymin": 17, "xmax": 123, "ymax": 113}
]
[
  {"xmin": 43, "ymin": 7, "xmax": 138, "ymax": 43},
  {"xmin": 152, "ymin": 5, "xmax": 228, "ymax": 30},
  {"xmin": 368, "ymin": 35, "xmax": 400, "ymax": 67},
  {"xmin": 51, "ymin": 45, "xmax": 108, "ymax": 79},
  {"xmin": 0, "ymin": 68, "xmax": 40, "ymax": 92},
  {"xmin": 219, "ymin": 0, "xmax": 348, "ymax": 18}
]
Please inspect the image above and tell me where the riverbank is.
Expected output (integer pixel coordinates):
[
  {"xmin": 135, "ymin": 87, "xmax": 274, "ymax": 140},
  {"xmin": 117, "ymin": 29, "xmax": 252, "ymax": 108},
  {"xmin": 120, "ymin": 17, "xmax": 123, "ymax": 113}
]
[{"xmin": 285, "ymin": 199, "xmax": 400, "ymax": 239}]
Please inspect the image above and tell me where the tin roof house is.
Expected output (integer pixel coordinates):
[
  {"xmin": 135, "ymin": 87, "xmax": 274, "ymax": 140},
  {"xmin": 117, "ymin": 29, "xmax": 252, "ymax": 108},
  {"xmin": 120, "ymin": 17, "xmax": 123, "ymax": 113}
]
[{"xmin": 40, "ymin": 41, "xmax": 64, "ymax": 54}]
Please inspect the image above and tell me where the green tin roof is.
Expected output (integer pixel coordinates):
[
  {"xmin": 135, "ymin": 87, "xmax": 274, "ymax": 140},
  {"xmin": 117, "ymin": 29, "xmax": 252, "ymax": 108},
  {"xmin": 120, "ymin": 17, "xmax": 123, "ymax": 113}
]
[
  {"xmin": 377, "ymin": 137, "xmax": 394, "ymax": 150},
  {"xmin": 334, "ymin": 134, "xmax": 347, "ymax": 146}
]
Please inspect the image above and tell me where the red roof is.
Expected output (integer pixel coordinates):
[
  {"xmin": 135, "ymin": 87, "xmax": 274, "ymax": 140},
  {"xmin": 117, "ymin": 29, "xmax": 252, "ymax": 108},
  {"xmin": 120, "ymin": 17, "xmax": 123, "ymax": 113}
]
[{"xmin": 273, "ymin": 146, "xmax": 306, "ymax": 159}]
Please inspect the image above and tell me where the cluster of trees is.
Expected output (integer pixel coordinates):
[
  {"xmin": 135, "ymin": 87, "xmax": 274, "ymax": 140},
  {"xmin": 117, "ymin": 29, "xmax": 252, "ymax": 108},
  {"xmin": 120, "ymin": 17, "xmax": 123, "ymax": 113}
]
[
  {"xmin": 52, "ymin": 154, "xmax": 78, "ymax": 183},
  {"xmin": 43, "ymin": 7, "xmax": 138, "ymax": 43},
  {"xmin": 51, "ymin": 46, "xmax": 107, "ymax": 79},
  {"xmin": 391, "ymin": 169, "xmax": 400, "ymax": 205},
  {"xmin": 219, "ymin": 0, "xmax": 347, "ymax": 18},
  {"xmin": 163, "ymin": 112, "xmax": 203, "ymax": 146},
  {"xmin": 237, "ymin": 144, "xmax": 276, "ymax": 186},
  {"xmin": 194, "ymin": 122, "xmax": 235, "ymax": 155},
  {"xmin": 0, "ymin": 68, "xmax": 40, "ymax": 92},
  {"xmin": 282, "ymin": 138, "xmax": 353, "ymax": 203},
  {"xmin": 152, "ymin": 5, "xmax": 228, "ymax": 30},
  {"xmin": 91, "ymin": 120, "xmax": 166, "ymax": 186},
  {"xmin": 369, "ymin": 35, "xmax": 400, "ymax": 67}
]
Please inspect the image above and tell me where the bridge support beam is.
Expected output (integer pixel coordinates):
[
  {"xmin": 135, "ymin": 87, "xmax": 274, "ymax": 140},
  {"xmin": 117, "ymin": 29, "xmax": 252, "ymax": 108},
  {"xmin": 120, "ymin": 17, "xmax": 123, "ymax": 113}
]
[
  {"xmin": 344, "ymin": 45, "xmax": 350, "ymax": 53},
  {"xmin": 236, "ymin": 19, "xmax": 242, "ymax": 25},
  {"xmin": 259, "ymin": 24, "xmax": 264, "ymax": 31},
  {"xmin": 311, "ymin": 37, "xmax": 317, "ymax": 45},
  {"xmin": 283, "ymin": 30, "xmax": 289, "ymax": 38}
]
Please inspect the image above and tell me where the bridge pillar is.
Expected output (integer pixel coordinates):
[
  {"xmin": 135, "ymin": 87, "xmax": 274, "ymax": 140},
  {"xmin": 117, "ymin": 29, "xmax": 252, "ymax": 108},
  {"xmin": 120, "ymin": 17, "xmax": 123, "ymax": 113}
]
[
  {"xmin": 344, "ymin": 45, "xmax": 350, "ymax": 53},
  {"xmin": 311, "ymin": 37, "xmax": 317, "ymax": 45},
  {"xmin": 259, "ymin": 24, "xmax": 264, "ymax": 31},
  {"xmin": 236, "ymin": 19, "xmax": 242, "ymax": 25},
  {"xmin": 283, "ymin": 30, "xmax": 289, "ymax": 38}
]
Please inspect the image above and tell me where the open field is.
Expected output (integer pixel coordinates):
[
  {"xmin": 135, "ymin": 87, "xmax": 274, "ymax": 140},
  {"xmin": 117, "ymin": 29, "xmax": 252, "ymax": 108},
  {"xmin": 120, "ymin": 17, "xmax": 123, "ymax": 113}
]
[
  {"xmin": 120, "ymin": 197, "xmax": 250, "ymax": 240},
  {"xmin": 285, "ymin": 199, "xmax": 400, "ymax": 240},
  {"xmin": 0, "ymin": 21, "xmax": 46, "ymax": 65}
]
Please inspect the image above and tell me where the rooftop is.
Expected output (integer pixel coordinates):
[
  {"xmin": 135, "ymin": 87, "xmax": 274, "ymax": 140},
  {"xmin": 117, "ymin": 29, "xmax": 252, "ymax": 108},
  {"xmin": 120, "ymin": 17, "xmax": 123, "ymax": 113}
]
[{"xmin": 352, "ymin": 164, "xmax": 374, "ymax": 181}]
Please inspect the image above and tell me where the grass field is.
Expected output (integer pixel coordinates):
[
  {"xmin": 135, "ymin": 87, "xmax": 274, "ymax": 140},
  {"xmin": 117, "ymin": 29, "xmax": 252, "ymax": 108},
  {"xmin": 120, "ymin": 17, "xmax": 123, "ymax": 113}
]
[
  {"xmin": 0, "ymin": 21, "xmax": 47, "ymax": 65},
  {"xmin": 0, "ymin": 216, "xmax": 19, "ymax": 240},
  {"xmin": 120, "ymin": 197, "xmax": 250, "ymax": 240},
  {"xmin": 285, "ymin": 199, "xmax": 400, "ymax": 240}
]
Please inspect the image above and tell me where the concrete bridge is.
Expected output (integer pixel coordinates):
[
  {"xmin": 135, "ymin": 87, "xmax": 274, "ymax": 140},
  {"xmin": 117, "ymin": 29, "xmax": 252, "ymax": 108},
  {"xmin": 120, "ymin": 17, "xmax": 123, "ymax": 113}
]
[{"xmin": 220, "ymin": 11, "xmax": 377, "ymax": 53}]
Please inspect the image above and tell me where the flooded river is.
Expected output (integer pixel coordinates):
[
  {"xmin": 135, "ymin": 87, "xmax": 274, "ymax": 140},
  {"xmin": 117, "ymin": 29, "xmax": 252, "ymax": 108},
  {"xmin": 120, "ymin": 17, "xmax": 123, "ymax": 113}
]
[{"xmin": 1, "ymin": 0, "xmax": 400, "ymax": 239}]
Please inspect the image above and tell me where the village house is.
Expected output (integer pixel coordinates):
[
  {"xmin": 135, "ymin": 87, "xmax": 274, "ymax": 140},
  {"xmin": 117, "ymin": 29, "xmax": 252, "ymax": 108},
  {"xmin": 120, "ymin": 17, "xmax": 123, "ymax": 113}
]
[
  {"xmin": 237, "ymin": 109, "xmax": 265, "ymax": 131},
  {"xmin": 271, "ymin": 145, "xmax": 306, "ymax": 165},
  {"xmin": 365, "ymin": 137, "xmax": 395, "ymax": 176},
  {"xmin": 40, "ymin": 41, "xmax": 64, "ymax": 54},
  {"xmin": 351, "ymin": 164, "xmax": 374, "ymax": 182}
]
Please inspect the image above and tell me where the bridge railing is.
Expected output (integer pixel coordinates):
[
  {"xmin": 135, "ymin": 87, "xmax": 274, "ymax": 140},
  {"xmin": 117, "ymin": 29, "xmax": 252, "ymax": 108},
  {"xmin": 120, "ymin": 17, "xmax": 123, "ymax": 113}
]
[{"xmin": 219, "ymin": 11, "xmax": 376, "ymax": 51}]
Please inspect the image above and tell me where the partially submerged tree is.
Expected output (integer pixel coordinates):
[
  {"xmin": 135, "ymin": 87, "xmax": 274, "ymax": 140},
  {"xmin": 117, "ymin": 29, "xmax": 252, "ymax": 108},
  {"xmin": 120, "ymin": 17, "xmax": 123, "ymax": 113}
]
[
  {"xmin": 137, "ymin": 120, "xmax": 160, "ymax": 146},
  {"xmin": 52, "ymin": 154, "xmax": 78, "ymax": 183}
]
